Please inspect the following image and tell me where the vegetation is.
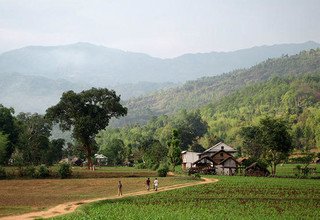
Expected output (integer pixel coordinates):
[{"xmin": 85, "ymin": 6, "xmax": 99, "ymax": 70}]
[
  {"xmin": 53, "ymin": 176, "xmax": 320, "ymax": 220},
  {"xmin": 46, "ymin": 88, "xmax": 127, "ymax": 169},
  {"xmin": 113, "ymin": 49, "xmax": 320, "ymax": 126},
  {"xmin": 240, "ymin": 117, "xmax": 293, "ymax": 176}
]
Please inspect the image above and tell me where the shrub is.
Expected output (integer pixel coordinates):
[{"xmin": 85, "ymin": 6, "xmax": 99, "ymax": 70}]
[
  {"xmin": 0, "ymin": 166, "xmax": 6, "ymax": 179},
  {"xmin": 17, "ymin": 166, "xmax": 37, "ymax": 178},
  {"xmin": 194, "ymin": 173, "xmax": 201, "ymax": 179},
  {"xmin": 135, "ymin": 163, "xmax": 146, "ymax": 169},
  {"xmin": 58, "ymin": 163, "xmax": 72, "ymax": 179},
  {"xmin": 157, "ymin": 164, "xmax": 169, "ymax": 177},
  {"xmin": 151, "ymin": 163, "xmax": 159, "ymax": 171},
  {"xmin": 38, "ymin": 164, "xmax": 50, "ymax": 178}
]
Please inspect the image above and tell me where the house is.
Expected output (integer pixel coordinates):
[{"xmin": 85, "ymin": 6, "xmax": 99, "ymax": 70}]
[
  {"xmin": 199, "ymin": 142, "xmax": 237, "ymax": 158},
  {"xmin": 245, "ymin": 162, "xmax": 270, "ymax": 177},
  {"xmin": 192, "ymin": 149, "xmax": 239, "ymax": 175},
  {"xmin": 181, "ymin": 151, "xmax": 200, "ymax": 170}
]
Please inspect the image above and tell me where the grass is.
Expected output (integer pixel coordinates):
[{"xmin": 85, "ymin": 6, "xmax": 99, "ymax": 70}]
[
  {"xmin": 0, "ymin": 176, "xmax": 194, "ymax": 217},
  {"xmin": 271, "ymin": 164, "xmax": 320, "ymax": 177},
  {"xmin": 3, "ymin": 166, "xmax": 158, "ymax": 179},
  {"xmin": 53, "ymin": 176, "xmax": 320, "ymax": 220}
]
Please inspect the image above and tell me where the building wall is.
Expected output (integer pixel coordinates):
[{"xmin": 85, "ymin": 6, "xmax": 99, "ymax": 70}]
[{"xmin": 182, "ymin": 152, "xmax": 199, "ymax": 169}]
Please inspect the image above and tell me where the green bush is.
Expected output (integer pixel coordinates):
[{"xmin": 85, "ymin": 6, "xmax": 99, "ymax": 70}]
[
  {"xmin": 151, "ymin": 163, "xmax": 159, "ymax": 171},
  {"xmin": 157, "ymin": 164, "xmax": 169, "ymax": 177},
  {"xmin": 58, "ymin": 163, "xmax": 72, "ymax": 179},
  {"xmin": 135, "ymin": 163, "xmax": 146, "ymax": 169},
  {"xmin": 38, "ymin": 164, "xmax": 50, "ymax": 178},
  {"xmin": 17, "ymin": 166, "xmax": 36, "ymax": 177},
  {"xmin": 194, "ymin": 173, "xmax": 201, "ymax": 179},
  {"xmin": 0, "ymin": 166, "xmax": 6, "ymax": 179}
]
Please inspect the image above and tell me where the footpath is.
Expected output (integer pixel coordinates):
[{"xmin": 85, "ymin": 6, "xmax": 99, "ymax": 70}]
[{"xmin": 1, "ymin": 178, "xmax": 218, "ymax": 220}]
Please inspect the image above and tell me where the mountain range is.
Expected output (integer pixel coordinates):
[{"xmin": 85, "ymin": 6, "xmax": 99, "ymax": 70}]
[{"xmin": 0, "ymin": 41, "xmax": 319, "ymax": 114}]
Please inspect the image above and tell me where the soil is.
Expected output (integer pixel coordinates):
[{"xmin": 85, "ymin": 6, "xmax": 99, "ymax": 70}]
[{"xmin": 0, "ymin": 178, "xmax": 218, "ymax": 220}]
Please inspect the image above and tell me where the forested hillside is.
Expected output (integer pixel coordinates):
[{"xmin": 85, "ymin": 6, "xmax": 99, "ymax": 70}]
[
  {"xmin": 98, "ymin": 73, "xmax": 320, "ymax": 167},
  {"xmin": 112, "ymin": 49, "xmax": 320, "ymax": 126}
]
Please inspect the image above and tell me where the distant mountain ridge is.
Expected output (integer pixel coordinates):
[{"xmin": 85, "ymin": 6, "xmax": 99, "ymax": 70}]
[
  {"xmin": 0, "ymin": 41, "xmax": 319, "ymax": 114},
  {"xmin": 111, "ymin": 48, "xmax": 320, "ymax": 127},
  {"xmin": 0, "ymin": 41, "xmax": 319, "ymax": 86}
]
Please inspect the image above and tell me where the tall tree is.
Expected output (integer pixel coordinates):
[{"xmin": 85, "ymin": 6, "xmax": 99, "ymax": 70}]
[
  {"xmin": 0, "ymin": 104, "xmax": 19, "ymax": 164},
  {"xmin": 0, "ymin": 132, "xmax": 9, "ymax": 165},
  {"xmin": 167, "ymin": 129, "xmax": 181, "ymax": 171},
  {"xmin": 16, "ymin": 113, "xmax": 52, "ymax": 165},
  {"xmin": 259, "ymin": 117, "xmax": 293, "ymax": 176},
  {"xmin": 46, "ymin": 88, "xmax": 127, "ymax": 169},
  {"xmin": 240, "ymin": 126, "xmax": 264, "ymax": 159}
]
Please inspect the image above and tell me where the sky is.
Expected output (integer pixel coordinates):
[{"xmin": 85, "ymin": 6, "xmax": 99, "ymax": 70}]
[{"xmin": 0, "ymin": 0, "xmax": 320, "ymax": 58}]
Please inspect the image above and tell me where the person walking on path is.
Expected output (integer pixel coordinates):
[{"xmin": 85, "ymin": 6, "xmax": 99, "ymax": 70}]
[
  {"xmin": 146, "ymin": 178, "xmax": 151, "ymax": 191},
  {"xmin": 118, "ymin": 180, "xmax": 123, "ymax": 196},
  {"xmin": 154, "ymin": 178, "xmax": 159, "ymax": 191}
]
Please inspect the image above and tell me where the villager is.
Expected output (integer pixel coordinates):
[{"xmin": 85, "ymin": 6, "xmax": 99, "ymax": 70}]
[
  {"xmin": 146, "ymin": 177, "xmax": 151, "ymax": 191},
  {"xmin": 118, "ymin": 180, "xmax": 123, "ymax": 196},
  {"xmin": 154, "ymin": 178, "xmax": 159, "ymax": 191}
]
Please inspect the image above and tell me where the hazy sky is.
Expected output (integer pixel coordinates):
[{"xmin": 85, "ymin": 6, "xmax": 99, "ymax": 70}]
[{"xmin": 0, "ymin": 0, "xmax": 319, "ymax": 57}]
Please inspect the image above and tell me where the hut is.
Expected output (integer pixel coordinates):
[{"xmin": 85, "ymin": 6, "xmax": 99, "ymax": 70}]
[{"xmin": 245, "ymin": 162, "xmax": 270, "ymax": 177}]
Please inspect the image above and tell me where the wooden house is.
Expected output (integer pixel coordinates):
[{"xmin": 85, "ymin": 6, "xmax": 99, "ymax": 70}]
[
  {"xmin": 192, "ymin": 150, "xmax": 239, "ymax": 175},
  {"xmin": 181, "ymin": 151, "xmax": 200, "ymax": 170},
  {"xmin": 199, "ymin": 142, "xmax": 237, "ymax": 158}
]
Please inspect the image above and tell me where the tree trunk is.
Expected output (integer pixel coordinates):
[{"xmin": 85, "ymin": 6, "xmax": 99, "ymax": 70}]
[{"xmin": 86, "ymin": 145, "xmax": 93, "ymax": 170}]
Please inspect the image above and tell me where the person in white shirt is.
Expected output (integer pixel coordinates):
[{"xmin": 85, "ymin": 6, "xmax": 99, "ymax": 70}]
[{"xmin": 154, "ymin": 178, "xmax": 159, "ymax": 191}]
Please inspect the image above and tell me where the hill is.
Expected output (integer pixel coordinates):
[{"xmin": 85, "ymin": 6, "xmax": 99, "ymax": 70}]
[
  {"xmin": 0, "ymin": 41, "xmax": 319, "ymax": 114},
  {"xmin": 0, "ymin": 41, "xmax": 318, "ymax": 86},
  {"xmin": 112, "ymin": 48, "xmax": 320, "ymax": 126}
]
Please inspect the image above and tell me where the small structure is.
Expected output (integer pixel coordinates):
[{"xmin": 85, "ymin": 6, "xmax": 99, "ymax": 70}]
[
  {"xmin": 94, "ymin": 154, "xmax": 108, "ymax": 166},
  {"xmin": 199, "ymin": 142, "xmax": 237, "ymax": 158},
  {"xmin": 245, "ymin": 162, "xmax": 270, "ymax": 177},
  {"xmin": 72, "ymin": 157, "xmax": 83, "ymax": 166},
  {"xmin": 181, "ymin": 151, "xmax": 200, "ymax": 170}
]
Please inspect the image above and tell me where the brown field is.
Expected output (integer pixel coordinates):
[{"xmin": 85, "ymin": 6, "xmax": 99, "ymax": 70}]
[{"xmin": 0, "ymin": 176, "xmax": 194, "ymax": 217}]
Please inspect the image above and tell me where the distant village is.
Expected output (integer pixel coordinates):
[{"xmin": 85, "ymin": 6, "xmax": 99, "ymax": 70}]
[{"xmin": 182, "ymin": 142, "xmax": 269, "ymax": 176}]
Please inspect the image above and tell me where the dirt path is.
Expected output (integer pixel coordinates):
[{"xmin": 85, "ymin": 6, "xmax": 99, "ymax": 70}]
[{"xmin": 1, "ymin": 178, "xmax": 218, "ymax": 220}]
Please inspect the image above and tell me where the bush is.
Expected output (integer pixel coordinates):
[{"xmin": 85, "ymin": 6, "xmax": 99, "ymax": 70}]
[
  {"xmin": 135, "ymin": 163, "xmax": 146, "ymax": 169},
  {"xmin": 17, "ymin": 166, "xmax": 37, "ymax": 178},
  {"xmin": 38, "ymin": 164, "xmax": 50, "ymax": 178},
  {"xmin": 194, "ymin": 173, "xmax": 201, "ymax": 179},
  {"xmin": 0, "ymin": 166, "xmax": 6, "ymax": 179},
  {"xmin": 58, "ymin": 163, "xmax": 72, "ymax": 179},
  {"xmin": 151, "ymin": 163, "xmax": 159, "ymax": 171},
  {"xmin": 157, "ymin": 164, "xmax": 169, "ymax": 177}
]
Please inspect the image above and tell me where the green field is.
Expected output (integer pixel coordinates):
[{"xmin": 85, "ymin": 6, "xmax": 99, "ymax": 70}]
[
  {"xmin": 53, "ymin": 176, "xmax": 320, "ymax": 220},
  {"xmin": 269, "ymin": 164, "xmax": 320, "ymax": 177}
]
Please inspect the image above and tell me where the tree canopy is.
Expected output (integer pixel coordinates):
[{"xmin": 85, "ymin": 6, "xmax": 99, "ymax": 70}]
[{"xmin": 46, "ymin": 88, "xmax": 127, "ymax": 168}]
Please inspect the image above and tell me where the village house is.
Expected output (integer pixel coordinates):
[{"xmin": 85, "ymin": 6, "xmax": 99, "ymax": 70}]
[
  {"xmin": 182, "ymin": 142, "xmax": 239, "ymax": 175},
  {"xmin": 181, "ymin": 151, "xmax": 200, "ymax": 169}
]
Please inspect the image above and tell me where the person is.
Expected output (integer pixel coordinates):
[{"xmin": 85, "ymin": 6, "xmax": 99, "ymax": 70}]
[
  {"xmin": 154, "ymin": 178, "xmax": 159, "ymax": 191},
  {"xmin": 118, "ymin": 180, "xmax": 123, "ymax": 196},
  {"xmin": 146, "ymin": 177, "xmax": 151, "ymax": 191}
]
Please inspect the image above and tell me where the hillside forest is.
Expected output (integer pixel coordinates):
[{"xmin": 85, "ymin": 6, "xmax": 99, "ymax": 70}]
[{"xmin": 0, "ymin": 49, "xmax": 320, "ymax": 173}]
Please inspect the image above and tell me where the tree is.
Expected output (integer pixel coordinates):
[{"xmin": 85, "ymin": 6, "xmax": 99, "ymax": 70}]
[
  {"xmin": 0, "ymin": 132, "xmax": 9, "ymax": 165},
  {"xmin": 259, "ymin": 117, "xmax": 292, "ymax": 176},
  {"xmin": 167, "ymin": 130, "xmax": 182, "ymax": 171},
  {"xmin": 240, "ymin": 125, "xmax": 264, "ymax": 159},
  {"xmin": 173, "ymin": 110, "xmax": 207, "ymax": 150},
  {"xmin": 16, "ymin": 113, "xmax": 52, "ymax": 165},
  {"xmin": 100, "ymin": 139, "xmax": 126, "ymax": 166},
  {"xmin": 46, "ymin": 88, "xmax": 127, "ymax": 169},
  {"xmin": 240, "ymin": 117, "xmax": 293, "ymax": 176},
  {"xmin": 0, "ymin": 104, "xmax": 19, "ymax": 164}
]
